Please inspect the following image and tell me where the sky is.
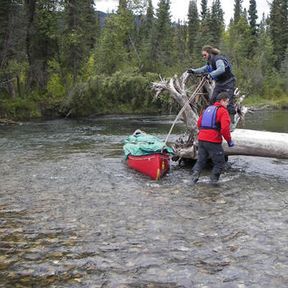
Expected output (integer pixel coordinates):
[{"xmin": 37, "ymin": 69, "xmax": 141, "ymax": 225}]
[{"xmin": 95, "ymin": 0, "xmax": 270, "ymax": 25}]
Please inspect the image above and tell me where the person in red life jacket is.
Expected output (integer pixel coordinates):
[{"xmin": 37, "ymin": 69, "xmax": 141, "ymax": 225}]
[
  {"xmin": 191, "ymin": 92, "xmax": 235, "ymax": 184},
  {"xmin": 187, "ymin": 45, "xmax": 236, "ymax": 120}
]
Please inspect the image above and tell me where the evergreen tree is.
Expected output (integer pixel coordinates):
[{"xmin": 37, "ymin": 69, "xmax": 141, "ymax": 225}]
[
  {"xmin": 210, "ymin": 0, "xmax": 224, "ymax": 47},
  {"xmin": 63, "ymin": 0, "xmax": 97, "ymax": 82},
  {"xmin": 234, "ymin": 0, "xmax": 243, "ymax": 23},
  {"xmin": 139, "ymin": 0, "xmax": 155, "ymax": 72},
  {"xmin": 200, "ymin": 0, "xmax": 208, "ymax": 20},
  {"xmin": 95, "ymin": 2, "xmax": 134, "ymax": 74},
  {"xmin": 224, "ymin": 16, "xmax": 255, "ymax": 94},
  {"xmin": 257, "ymin": 16, "xmax": 275, "ymax": 73},
  {"xmin": 248, "ymin": 0, "xmax": 258, "ymax": 35},
  {"xmin": 119, "ymin": 0, "xmax": 128, "ymax": 9},
  {"xmin": 225, "ymin": 16, "xmax": 253, "ymax": 64},
  {"xmin": 152, "ymin": 0, "xmax": 173, "ymax": 70},
  {"xmin": 173, "ymin": 20, "xmax": 187, "ymax": 66},
  {"xmin": 195, "ymin": 9, "xmax": 213, "ymax": 58},
  {"xmin": 270, "ymin": 0, "xmax": 288, "ymax": 69},
  {"xmin": 142, "ymin": 0, "xmax": 154, "ymax": 39},
  {"xmin": 187, "ymin": 0, "xmax": 199, "ymax": 57}
]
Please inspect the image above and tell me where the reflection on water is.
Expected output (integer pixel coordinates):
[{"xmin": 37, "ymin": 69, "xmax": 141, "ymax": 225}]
[{"xmin": 0, "ymin": 111, "xmax": 288, "ymax": 287}]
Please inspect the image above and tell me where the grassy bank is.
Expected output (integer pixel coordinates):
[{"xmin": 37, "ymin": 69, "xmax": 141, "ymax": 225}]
[{"xmin": 243, "ymin": 94, "xmax": 288, "ymax": 109}]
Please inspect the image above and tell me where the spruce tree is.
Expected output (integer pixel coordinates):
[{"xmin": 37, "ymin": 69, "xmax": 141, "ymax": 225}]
[
  {"xmin": 172, "ymin": 20, "xmax": 187, "ymax": 66},
  {"xmin": 152, "ymin": 0, "xmax": 173, "ymax": 70},
  {"xmin": 195, "ymin": 9, "xmax": 213, "ymax": 58},
  {"xmin": 248, "ymin": 0, "xmax": 258, "ymax": 35},
  {"xmin": 200, "ymin": 0, "xmax": 208, "ymax": 20},
  {"xmin": 258, "ymin": 14, "xmax": 275, "ymax": 74},
  {"xmin": 234, "ymin": 0, "xmax": 243, "ymax": 23},
  {"xmin": 95, "ymin": 2, "xmax": 134, "ymax": 74},
  {"xmin": 142, "ymin": 0, "xmax": 154, "ymax": 39},
  {"xmin": 210, "ymin": 0, "xmax": 224, "ymax": 47},
  {"xmin": 187, "ymin": 0, "xmax": 199, "ymax": 57},
  {"xmin": 139, "ymin": 0, "xmax": 155, "ymax": 72},
  {"xmin": 270, "ymin": 0, "xmax": 288, "ymax": 69},
  {"xmin": 119, "ymin": 0, "xmax": 128, "ymax": 10}
]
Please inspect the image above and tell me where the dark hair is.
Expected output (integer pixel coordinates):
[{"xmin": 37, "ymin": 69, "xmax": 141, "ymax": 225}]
[
  {"xmin": 202, "ymin": 45, "xmax": 220, "ymax": 55},
  {"xmin": 216, "ymin": 92, "xmax": 229, "ymax": 101}
]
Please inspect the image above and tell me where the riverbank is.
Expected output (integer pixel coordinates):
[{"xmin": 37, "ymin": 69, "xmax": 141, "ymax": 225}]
[
  {"xmin": 1, "ymin": 103, "xmax": 287, "ymax": 124},
  {"xmin": 1, "ymin": 83, "xmax": 288, "ymax": 122},
  {"xmin": 243, "ymin": 94, "xmax": 288, "ymax": 110}
]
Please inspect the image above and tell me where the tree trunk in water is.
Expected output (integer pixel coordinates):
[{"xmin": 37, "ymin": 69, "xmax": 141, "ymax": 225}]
[
  {"xmin": 225, "ymin": 129, "xmax": 288, "ymax": 159},
  {"xmin": 178, "ymin": 129, "xmax": 288, "ymax": 160}
]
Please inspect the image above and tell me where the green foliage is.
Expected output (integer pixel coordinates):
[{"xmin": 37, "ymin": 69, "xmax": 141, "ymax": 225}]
[
  {"xmin": 262, "ymin": 71, "xmax": 287, "ymax": 99},
  {"xmin": 269, "ymin": 0, "xmax": 288, "ymax": 69},
  {"xmin": 47, "ymin": 74, "xmax": 65, "ymax": 100},
  {"xmin": 95, "ymin": 8, "xmax": 135, "ymax": 74},
  {"xmin": 248, "ymin": 0, "xmax": 258, "ymax": 35},
  {"xmin": 151, "ymin": 0, "xmax": 174, "ymax": 71},
  {"xmin": 62, "ymin": 0, "xmax": 98, "ymax": 82},
  {"xmin": 234, "ymin": 0, "xmax": 243, "ymax": 23},
  {"xmin": 0, "ymin": 98, "xmax": 40, "ymax": 120},
  {"xmin": 210, "ymin": 0, "xmax": 224, "ymax": 46},
  {"xmin": 224, "ymin": 16, "xmax": 254, "ymax": 62},
  {"xmin": 63, "ymin": 72, "xmax": 159, "ymax": 116},
  {"xmin": 1, "ymin": 0, "xmax": 288, "ymax": 120},
  {"xmin": 187, "ymin": 0, "xmax": 199, "ymax": 58},
  {"xmin": 201, "ymin": 0, "xmax": 208, "ymax": 19}
]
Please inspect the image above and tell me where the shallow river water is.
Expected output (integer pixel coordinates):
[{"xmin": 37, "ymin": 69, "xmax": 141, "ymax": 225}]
[{"xmin": 0, "ymin": 110, "xmax": 288, "ymax": 288}]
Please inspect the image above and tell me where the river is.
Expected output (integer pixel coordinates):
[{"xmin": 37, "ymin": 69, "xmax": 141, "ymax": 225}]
[{"xmin": 0, "ymin": 110, "xmax": 288, "ymax": 287}]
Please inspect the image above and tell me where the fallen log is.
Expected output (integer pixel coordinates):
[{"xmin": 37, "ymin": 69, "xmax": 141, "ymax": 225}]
[
  {"xmin": 226, "ymin": 129, "xmax": 288, "ymax": 159},
  {"xmin": 178, "ymin": 129, "xmax": 288, "ymax": 159},
  {"xmin": 153, "ymin": 73, "xmax": 288, "ymax": 160}
]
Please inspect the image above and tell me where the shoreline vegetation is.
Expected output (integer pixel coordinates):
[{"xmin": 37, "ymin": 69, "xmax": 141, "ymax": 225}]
[
  {"xmin": 1, "ymin": 1, "xmax": 287, "ymax": 122},
  {"xmin": 0, "ymin": 71, "xmax": 288, "ymax": 122},
  {"xmin": 1, "ymin": 94, "xmax": 287, "ymax": 124}
]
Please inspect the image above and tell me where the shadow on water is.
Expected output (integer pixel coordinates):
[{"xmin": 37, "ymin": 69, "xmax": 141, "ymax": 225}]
[{"xmin": 0, "ymin": 111, "xmax": 288, "ymax": 287}]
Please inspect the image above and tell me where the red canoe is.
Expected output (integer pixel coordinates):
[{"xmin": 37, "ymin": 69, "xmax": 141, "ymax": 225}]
[{"xmin": 127, "ymin": 153, "xmax": 170, "ymax": 180}]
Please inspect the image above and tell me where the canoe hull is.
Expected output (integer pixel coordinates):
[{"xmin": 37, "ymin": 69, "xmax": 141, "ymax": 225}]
[{"xmin": 127, "ymin": 153, "xmax": 170, "ymax": 180}]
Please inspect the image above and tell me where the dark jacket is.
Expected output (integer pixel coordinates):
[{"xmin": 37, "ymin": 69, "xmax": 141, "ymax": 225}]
[{"xmin": 208, "ymin": 55, "xmax": 235, "ymax": 83}]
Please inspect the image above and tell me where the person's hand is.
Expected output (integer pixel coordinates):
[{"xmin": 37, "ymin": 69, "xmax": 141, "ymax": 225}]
[
  {"xmin": 227, "ymin": 140, "xmax": 235, "ymax": 147},
  {"xmin": 204, "ymin": 73, "xmax": 213, "ymax": 81},
  {"xmin": 187, "ymin": 69, "xmax": 194, "ymax": 74}
]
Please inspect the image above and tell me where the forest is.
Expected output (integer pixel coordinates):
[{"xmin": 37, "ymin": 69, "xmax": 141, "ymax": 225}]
[{"xmin": 0, "ymin": 0, "xmax": 287, "ymax": 120}]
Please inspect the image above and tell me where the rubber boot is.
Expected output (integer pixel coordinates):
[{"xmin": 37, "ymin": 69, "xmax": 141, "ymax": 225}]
[
  {"xmin": 210, "ymin": 173, "xmax": 220, "ymax": 185},
  {"xmin": 191, "ymin": 171, "xmax": 200, "ymax": 184}
]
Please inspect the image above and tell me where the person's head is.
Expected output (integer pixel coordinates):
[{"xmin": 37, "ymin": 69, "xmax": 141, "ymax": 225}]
[
  {"xmin": 216, "ymin": 92, "xmax": 229, "ymax": 108},
  {"xmin": 201, "ymin": 45, "xmax": 220, "ymax": 61}
]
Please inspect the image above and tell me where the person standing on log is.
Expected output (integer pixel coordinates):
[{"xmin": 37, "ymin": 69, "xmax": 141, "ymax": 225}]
[
  {"xmin": 187, "ymin": 45, "xmax": 236, "ymax": 120},
  {"xmin": 191, "ymin": 92, "xmax": 235, "ymax": 184}
]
